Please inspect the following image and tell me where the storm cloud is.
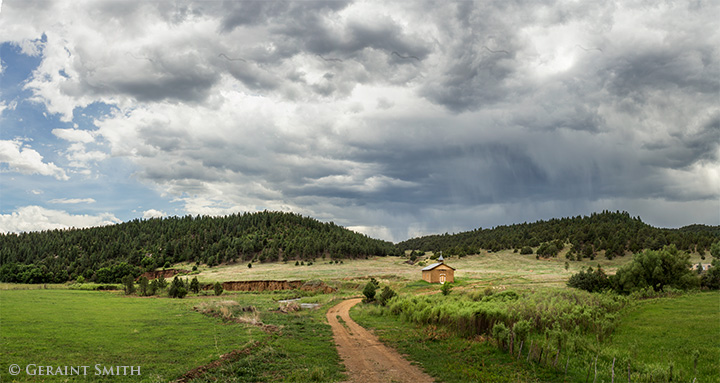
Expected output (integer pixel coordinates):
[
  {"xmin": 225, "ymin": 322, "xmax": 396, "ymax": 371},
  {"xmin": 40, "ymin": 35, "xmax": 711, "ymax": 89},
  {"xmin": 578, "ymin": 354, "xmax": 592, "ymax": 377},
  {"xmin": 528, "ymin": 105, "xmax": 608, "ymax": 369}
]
[{"xmin": 0, "ymin": 0, "xmax": 717, "ymax": 240}]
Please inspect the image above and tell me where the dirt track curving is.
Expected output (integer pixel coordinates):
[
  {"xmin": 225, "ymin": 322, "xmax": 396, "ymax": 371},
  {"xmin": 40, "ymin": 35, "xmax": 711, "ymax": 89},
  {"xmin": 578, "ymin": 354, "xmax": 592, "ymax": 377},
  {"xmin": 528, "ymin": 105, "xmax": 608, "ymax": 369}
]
[{"xmin": 327, "ymin": 298, "xmax": 435, "ymax": 383}]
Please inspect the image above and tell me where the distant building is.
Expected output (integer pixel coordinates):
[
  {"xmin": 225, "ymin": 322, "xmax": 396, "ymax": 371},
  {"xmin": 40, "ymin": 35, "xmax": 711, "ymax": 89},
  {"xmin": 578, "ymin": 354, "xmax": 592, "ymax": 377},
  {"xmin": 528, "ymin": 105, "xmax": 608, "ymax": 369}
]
[
  {"xmin": 421, "ymin": 255, "xmax": 455, "ymax": 284},
  {"xmin": 691, "ymin": 263, "xmax": 713, "ymax": 271}
]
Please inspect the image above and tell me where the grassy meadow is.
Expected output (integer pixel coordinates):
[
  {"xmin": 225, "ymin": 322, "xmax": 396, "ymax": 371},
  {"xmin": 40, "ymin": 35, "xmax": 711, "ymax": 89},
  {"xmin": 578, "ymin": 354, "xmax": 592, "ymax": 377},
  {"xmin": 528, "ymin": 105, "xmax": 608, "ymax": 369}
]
[
  {"xmin": 0, "ymin": 289, "xmax": 346, "ymax": 382},
  {"xmin": 1, "ymin": 249, "xmax": 717, "ymax": 382},
  {"xmin": 187, "ymin": 248, "xmax": 649, "ymax": 288}
]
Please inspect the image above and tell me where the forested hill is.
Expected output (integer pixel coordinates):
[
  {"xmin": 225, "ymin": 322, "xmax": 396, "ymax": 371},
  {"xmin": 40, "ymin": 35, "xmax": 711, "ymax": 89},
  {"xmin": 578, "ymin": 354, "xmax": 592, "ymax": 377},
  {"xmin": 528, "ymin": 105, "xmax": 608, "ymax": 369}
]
[
  {"xmin": 397, "ymin": 211, "xmax": 719, "ymax": 259},
  {"xmin": 0, "ymin": 211, "xmax": 397, "ymax": 284}
]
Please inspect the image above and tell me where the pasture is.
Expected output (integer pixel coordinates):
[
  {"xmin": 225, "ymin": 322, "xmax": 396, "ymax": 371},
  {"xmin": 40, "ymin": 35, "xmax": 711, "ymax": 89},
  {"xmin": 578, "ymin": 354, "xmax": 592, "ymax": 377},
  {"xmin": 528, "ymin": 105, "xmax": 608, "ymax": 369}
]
[
  {"xmin": 188, "ymin": 249, "xmax": 644, "ymax": 288},
  {"xmin": 1, "ymin": 250, "xmax": 716, "ymax": 382}
]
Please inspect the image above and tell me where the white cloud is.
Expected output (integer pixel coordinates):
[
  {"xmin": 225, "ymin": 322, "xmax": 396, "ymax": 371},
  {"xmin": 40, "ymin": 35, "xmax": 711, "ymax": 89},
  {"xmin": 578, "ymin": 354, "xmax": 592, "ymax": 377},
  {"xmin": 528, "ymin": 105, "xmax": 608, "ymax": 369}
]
[
  {"xmin": 52, "ymin": 128, "xmax": 95, "ymax": 143},
  {"xmin": 0, "ymin": 0, "xmax": 717, "ymax": 238},
  {"xmin": 0, "ymin": 206, "xmax": 120, "ymax": 233},
  {"xmin": 49, "ymin": 198, "xmax": 96, "ymax": 204},
  {"xmin": 0, "ymin": 140, "xmax": 69, "ymax": 180},
  {"xmin": 142, "ymin": 209, "xmax": 166, "ymax": 219}
]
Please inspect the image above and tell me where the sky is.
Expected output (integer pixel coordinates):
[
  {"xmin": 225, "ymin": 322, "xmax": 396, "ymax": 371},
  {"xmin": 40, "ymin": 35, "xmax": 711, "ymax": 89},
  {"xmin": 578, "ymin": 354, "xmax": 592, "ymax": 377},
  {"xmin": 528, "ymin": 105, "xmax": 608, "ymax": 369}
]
[{"xmin": 0, "ymin": 0, "xmax": 718, "ymax": 242}]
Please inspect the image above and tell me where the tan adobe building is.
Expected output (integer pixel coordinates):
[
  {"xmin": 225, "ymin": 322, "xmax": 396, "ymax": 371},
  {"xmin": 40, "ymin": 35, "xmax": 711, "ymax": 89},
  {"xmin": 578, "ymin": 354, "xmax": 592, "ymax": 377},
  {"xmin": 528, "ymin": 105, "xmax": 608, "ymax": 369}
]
[{"xmin": 421, "ymin": 255, "xmax": 455, "ymax": 284}]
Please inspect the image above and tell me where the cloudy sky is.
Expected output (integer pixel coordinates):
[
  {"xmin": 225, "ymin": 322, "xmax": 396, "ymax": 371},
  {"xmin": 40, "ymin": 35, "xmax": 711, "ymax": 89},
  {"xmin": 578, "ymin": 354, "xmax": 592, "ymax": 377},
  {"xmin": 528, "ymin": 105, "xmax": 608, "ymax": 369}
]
[{"xmin": 0, "ymin": 0, "xmax": 718, "ymax": 241}]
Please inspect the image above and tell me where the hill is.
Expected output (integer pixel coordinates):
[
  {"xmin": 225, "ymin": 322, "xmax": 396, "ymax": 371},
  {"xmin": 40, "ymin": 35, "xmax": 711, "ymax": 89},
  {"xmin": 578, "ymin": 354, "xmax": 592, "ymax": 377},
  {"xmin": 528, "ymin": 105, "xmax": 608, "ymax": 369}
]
[
  {"xmin": 397, "ymin": 211, "xmax": 719, "ymax": 259},
  {"xmin": 0, "ymin": 211, "xmax": 397, "ymax": 284}
]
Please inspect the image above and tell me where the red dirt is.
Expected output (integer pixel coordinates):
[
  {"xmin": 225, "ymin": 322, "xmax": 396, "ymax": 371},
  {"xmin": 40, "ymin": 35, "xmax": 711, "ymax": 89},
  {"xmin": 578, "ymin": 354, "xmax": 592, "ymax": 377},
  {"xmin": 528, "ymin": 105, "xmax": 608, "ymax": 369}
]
[
  {"xmin": 201, "ymin": 279, "xmax": 336, "ymax": 293},
  {"xmin": 139, "ymin": 269, "xmax": 189, "ymax": 280},
  {"xmin": 327, "ymin": 298, "xmax": 435, "ymax": 383}
]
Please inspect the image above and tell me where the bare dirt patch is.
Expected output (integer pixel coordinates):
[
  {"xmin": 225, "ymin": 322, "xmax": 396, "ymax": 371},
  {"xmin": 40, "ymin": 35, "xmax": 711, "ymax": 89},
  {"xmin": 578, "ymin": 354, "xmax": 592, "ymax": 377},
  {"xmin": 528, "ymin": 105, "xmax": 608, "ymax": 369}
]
[{"xmin": 327, "ymin": 298, "xmax": 435, "ymax": 383}]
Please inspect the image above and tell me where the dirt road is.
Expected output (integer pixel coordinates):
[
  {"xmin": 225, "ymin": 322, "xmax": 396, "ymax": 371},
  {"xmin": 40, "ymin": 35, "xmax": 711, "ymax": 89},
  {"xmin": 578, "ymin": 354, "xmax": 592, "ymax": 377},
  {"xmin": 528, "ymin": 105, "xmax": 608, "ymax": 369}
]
[{"xmin": 326, "ymin": 298, "xmax": 435, "ymax": 383}]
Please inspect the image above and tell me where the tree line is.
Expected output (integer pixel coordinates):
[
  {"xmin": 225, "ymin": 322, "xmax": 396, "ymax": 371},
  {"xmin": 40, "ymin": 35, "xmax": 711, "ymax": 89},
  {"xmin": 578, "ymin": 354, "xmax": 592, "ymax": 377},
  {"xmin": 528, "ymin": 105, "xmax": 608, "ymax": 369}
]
[
  {"xmin": 0, "ymin": 211, "xmax": 398, "ymax": 284},
  {"xmin": 397, "ymin": 211, "xmax": 719, "ymax": 259}
]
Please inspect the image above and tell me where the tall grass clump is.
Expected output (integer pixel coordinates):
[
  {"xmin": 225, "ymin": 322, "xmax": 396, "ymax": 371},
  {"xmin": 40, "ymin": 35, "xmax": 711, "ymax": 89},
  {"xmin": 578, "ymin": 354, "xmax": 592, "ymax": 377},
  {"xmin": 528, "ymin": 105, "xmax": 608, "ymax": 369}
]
[{"xmin": 387, "ymin": 288, "xmax": 628, "ymax": 341}]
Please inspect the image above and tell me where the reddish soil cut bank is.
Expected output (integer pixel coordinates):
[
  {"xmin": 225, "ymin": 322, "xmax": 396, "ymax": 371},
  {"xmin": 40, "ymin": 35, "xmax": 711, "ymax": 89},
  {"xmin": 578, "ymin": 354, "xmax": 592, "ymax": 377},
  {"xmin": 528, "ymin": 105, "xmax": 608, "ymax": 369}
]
[
  {"xmin": 202, "ymin": 280, "xmax": 336, "ymax": 293},
  {"xmin": 327, "ymin": 298, "xmax": 435, "ymax": 383},
  {"xmin": 139, "ymin": 268, "xmax": 189, "ymax": 280}
]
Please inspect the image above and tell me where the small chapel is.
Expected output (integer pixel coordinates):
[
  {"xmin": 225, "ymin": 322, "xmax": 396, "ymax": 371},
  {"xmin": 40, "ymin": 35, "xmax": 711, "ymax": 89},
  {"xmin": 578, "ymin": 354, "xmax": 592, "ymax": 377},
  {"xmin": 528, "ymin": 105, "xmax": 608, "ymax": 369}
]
[{"xmin": 421, "ymin": 255, "xmax": 455, "ymax": 284}]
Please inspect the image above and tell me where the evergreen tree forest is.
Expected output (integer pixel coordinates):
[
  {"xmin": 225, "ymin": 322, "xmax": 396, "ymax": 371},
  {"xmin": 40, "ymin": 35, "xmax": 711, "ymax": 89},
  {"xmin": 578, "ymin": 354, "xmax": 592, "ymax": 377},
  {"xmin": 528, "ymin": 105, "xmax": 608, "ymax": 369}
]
[
  {"xmin": 397, "ymin": 211, "xmax": 719, "ymax": 259},
  {"xmin": 0, "ymin": 211, "xmax": 397, "ymax": 284}
]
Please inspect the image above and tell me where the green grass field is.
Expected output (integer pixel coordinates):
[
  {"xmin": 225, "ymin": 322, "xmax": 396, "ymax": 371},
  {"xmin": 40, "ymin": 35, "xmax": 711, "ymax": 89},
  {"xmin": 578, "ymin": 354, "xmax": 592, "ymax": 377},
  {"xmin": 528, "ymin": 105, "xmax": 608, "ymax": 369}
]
[
  {"xmin": 1, "ymin": 251, "xmax": 717, "ymax": 382},
  {"xmin": 0, "ymin": 289, "xmax": 346, "ymax": 382},
  {"xmin": 0, "ymin": 290, "xmax": 264, "ymax": 382},
  {"xmin": 606, "ymin": 292, "xmax": 720, "ymax": 381}
]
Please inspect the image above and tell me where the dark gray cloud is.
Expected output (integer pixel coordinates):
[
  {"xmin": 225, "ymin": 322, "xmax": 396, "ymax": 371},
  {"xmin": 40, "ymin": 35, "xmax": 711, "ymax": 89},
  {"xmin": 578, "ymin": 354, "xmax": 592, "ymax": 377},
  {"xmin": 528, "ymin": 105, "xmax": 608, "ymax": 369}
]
[{"xmin": 3, "ymin": 0, "xmax": 718, "ymax": 240}]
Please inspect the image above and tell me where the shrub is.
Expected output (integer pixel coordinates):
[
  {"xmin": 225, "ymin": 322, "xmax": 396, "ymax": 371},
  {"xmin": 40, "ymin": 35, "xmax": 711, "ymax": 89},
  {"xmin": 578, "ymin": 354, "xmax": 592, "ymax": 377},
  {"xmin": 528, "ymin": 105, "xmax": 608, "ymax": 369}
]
[
  {"xmin": 362, "ymin": 281, "xmax": 377, "ymax": 302},
  {"xmin": 710, "ymin": 241, "xmax": 720, "ymax": 258},
  {"xmin": 76, "ymin": 275, "xmax": 85, "ymax": 284},
  {"xmin": 377, "ymin": 286, "xmax": 397, "ymax": 306},
  {"xmin": 138, "ymin": 276, "xmax": 149, "ymax": 296},
  {"xmin": 441, "ymin": 282, "xmax": 452, "ymax": 296},
  {"xmin": 247, "ymin": 263, "xmax": 252, "ymax": 268},
  {"xmin": 147, "ymin": 279, "xmax": 162, "ymax": 295},
  {"xmin": 700, "ymin": 259, "xmax": 720, "ymax": 290},
  {"xmin": 190, "ymin": 276, "xmax": 200, "ymax": 294},
  {"xmin": 214, "ymin": 282, "xmax": 224, "ymax": 296},
  {"xmin": 156, "ymin": 274, "xmax": 168, "ymax": 289},
  {"xmin": 520, "ymin": 246, "xmax": 533, "ymax": 255},
  {"xmin": 512, "ymin": 320, "xmax": 531, "ymax": 344},
  {"xmin": 121, "ymin": 274, "xmax": 136, "ymax": 295},
  {"xmin": 612, "ymin": 245, "xmax": 699, "ymax": 294},
  {"xmin": 567, "ymin": 266, "xmax": 611, "ymax": 293},
  {"xmin": 491, "ymin": 322, "xmax": 510, "ymax": 350},
  {"xmin": 168, "ymin": 276, "xmax": 187, "ymax": 298}
]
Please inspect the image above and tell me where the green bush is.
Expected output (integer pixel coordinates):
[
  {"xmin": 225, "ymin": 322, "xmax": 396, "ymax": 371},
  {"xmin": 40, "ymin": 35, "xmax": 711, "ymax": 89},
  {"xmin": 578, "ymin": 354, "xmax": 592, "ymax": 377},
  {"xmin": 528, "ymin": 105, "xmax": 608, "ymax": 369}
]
[
  {"xmin": 362, "ymin": 281, "xmax": 377, "ymax": 302},
  {"xmin": 491, "ymin": 322, "xmax": 510, "ymax": 350},
  {"xmin": 138, "ymin": 276, "xmax": 149, "ymax": 296},
  {"xmin": 567, "ymin": 266, "xmax": 611, "ymax": 293},
  {"xmin": 612, "ymin": 245, "xmax": 699, "ymax": 294},
  {"xmin": 214, "ymin": 282, "xmax": 224, "ymax": 296},
  {"xmin": 148, "ymin": 279, "xmax": 160, "ymax": 295},
  {"xmin": 377, "ymin": 286, "xmax": 397, "ymax": 306},
  {"xmin": 512, "ymin": 320, "xmax": 531, "ymax": 344},
  {"xmin": 121, "ymin": 274, "xmax": 136, "ymax": 295},
  {"xmin": 700, "ymin": 259, "xmax": 720, "ymax": 290},
  {"xmin": 168, "ymin": 276, "xmax": 187, "ymax": 298},
  {"xmin": 190, "ymin": 276, "xmax": 200, "ymax": 294},
  {"xmin": 440, "ymin": 282, "xmax": 452, "ymax": 296},
  {"xmin": 710, "ymin": 241, "xmax": 720, "ymax": 258}
]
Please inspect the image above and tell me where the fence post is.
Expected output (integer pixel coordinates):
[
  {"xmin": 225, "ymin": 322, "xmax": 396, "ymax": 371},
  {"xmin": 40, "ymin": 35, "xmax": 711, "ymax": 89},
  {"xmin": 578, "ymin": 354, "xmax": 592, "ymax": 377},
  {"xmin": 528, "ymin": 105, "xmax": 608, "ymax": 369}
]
[
  {"xmin": 565, "ymin": 355, "xmax": 570, "ymax": 376},
  {"xmin": 527, "ymin": 340, "xmax": 533, "ymax": 363},
  {"xmin": 518, "ymin": 341, "xmax": 523, "ymax": 359},
  {"xmin": 612, "ymin": 357, "xmax": 615, "ymax": 383},
  {"xmin": 593, "ymin": 354, "xmax": 598, "ymax": 383}
]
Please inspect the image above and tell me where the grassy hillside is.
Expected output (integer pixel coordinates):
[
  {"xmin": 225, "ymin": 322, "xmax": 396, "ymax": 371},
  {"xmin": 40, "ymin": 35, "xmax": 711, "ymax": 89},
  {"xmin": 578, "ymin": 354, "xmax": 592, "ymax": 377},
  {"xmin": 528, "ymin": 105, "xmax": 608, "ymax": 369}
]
[{"xmin": 0, "ymin": 211, "xmax": 397, "ymax": 284}]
